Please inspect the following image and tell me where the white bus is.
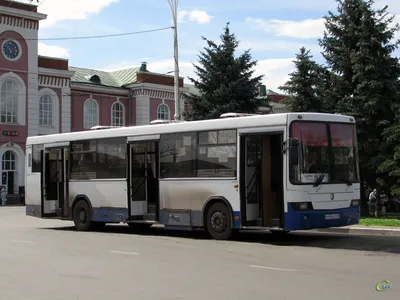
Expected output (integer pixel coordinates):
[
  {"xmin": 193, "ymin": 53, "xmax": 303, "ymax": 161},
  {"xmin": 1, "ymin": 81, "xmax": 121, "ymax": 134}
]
[{"xmin": 25, "ymin": 112, "xmax": 361, "ymax": 240}]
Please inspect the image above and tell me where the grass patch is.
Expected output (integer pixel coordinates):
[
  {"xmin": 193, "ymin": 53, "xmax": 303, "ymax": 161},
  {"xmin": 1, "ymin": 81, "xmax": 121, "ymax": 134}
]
[{"xmin": 359, "ymin": 215, "xmax": 400, "ymax": 227}]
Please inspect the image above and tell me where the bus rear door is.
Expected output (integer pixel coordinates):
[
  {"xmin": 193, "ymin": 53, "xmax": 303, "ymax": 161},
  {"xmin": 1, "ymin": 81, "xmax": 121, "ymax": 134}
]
[
  {"xmin": 41, "ymin": 142, "xmax": 69, "ymax": 218},
  {"xmin": 127, "ymin": 135, "xmax": 160, "ymax": 222}
]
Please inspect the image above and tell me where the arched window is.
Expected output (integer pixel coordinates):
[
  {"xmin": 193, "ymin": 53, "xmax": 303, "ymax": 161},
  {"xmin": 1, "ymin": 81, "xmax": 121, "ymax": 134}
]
[
  {"xmin": 0, "ymin": 80, "xmax": 19, "ymax": 123},
  {"xmin": 2, "ymin": 151, "xmax": 16, "ymax": 171},
  {"xmin": 39, "ymin": 94, "xmax": 53, "ymax": 126},
  {"xmin": 83, "ymin": 99, "xmax": 99, "ymax": 129},
  {"xmin": 111, "ymin": 102, "xmax": 124, "ymax": 126},
  {"xmin": 157, "ymin": 104, "xmax": 169, "ymax": 120}
]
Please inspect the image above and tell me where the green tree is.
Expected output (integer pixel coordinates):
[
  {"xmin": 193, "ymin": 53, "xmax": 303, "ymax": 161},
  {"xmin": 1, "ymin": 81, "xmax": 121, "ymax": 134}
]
[
  {"xmin": 319, "ymin": 0, "xmax": 400, "ymax": 216},
  {"xmin": 279, "ymin": 47, "xmax": 331, "ymax": 112},
  {"xmin": 183, "ymin": 23, "xmax": 264, "ymax": 121}
]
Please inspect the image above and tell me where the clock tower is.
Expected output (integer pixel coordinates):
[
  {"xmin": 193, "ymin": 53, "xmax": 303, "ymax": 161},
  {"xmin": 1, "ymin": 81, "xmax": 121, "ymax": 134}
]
[{"xmin": 0, "ymin": 0, "xmax": 46, "ymax": 196}]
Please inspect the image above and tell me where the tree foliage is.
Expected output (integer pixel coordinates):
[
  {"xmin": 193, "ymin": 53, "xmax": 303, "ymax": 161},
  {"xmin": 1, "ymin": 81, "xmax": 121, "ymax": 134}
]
[
  {"xmin": 320, "ymin": 0, "xmax": 400, "ymax": 206},
  {"xmin": 279, "ymin": 0, "xmax": 400, "ymax": 215},
  {"xmin": 279, "ymin": 47, "xmax": 332, "ymax": 112},
  {"xmin": 183, "ymin": 23, "xmax": 264, "ymax": 121}
]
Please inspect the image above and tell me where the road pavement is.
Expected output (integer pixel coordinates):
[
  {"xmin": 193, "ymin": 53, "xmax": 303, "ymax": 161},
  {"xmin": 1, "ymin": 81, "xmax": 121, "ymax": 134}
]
[{"xmin": 0, "ymin": 207, "xmax": 399, "ymax": 300}]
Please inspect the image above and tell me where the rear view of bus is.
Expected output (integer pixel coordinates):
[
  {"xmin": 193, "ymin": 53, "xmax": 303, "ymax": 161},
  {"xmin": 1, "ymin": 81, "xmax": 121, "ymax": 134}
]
[{"xmin": 284, "ymin": 113, "xmax": 360, "ymax": 231}]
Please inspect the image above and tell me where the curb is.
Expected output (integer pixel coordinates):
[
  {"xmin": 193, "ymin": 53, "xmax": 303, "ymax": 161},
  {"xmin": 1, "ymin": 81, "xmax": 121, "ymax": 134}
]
[{"xmin": 314, "ymin": 226, "xmax": 400, "ymax": 237}]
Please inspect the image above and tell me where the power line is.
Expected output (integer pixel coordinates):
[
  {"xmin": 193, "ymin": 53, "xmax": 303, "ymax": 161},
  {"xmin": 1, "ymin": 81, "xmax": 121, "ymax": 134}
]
[{"xmin": 1, "ymin": 26, "xmax": 173, "ymax": 41}]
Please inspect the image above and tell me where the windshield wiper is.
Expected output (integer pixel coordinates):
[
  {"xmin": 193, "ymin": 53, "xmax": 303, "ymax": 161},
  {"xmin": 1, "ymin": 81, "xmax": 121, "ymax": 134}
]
[{"xmin": 313, "ymin": 172, "xmax": 326, "ymax": 187}]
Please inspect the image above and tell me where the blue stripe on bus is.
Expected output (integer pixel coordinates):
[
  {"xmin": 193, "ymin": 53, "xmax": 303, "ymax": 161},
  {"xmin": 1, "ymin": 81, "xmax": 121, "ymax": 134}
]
[
  {"xmin": 159, "ymin": 209, "xmax": 241, "ymax": 229},
  {"xmin": 92, "ymin": 207, "xmax": 129, "ymax": 223},
  {"xmin": 26, "ymin": 205, "xmax": 241, "ymax": 230},
  {"xmin": 284, "ymin": 204, "xmax": 359, "ymax": 231},
  {"xmin": 233, "ymin": 211, "xmax": 241, "ymax": 229}
]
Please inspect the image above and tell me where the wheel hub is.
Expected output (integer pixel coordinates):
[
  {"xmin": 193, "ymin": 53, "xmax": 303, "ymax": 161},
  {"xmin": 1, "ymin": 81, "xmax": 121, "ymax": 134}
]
[
  {"xmin": 210, "ymin": 211, "xmax": 227, "ymax": 232},
  {"xmin": 79, "ymin": 210, "xmax": 87, "ymax": 222}
]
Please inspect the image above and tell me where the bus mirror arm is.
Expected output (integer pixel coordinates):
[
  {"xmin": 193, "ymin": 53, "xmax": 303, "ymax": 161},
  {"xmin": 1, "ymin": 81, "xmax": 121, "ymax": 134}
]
[{"xmin": 288, "ymin": 138, "xmax": 299, "ymax": 166}]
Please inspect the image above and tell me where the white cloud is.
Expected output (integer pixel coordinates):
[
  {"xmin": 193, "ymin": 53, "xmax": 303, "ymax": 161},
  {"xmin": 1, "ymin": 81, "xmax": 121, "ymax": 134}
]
[
  {"xmin": 239, "ymin": 40, "xmax": 321, "ymax": 54},
  {"xmin": 246, "ymin": 17, "xmax": 325, "ymax": 39},
  {"xmin": 254, "ymin": 58, "xmax": 295, "ymax": 92},
  {"xmin": 178, "ymin": 10, "xmax": 213, "ymax": 24},
  {"xmin": 37, "ymin": 0, "xmax": 119, "ymax": 28},
  {"xmin": 38, "ymin": 42, "xmax": 70, "ymax": 58}
]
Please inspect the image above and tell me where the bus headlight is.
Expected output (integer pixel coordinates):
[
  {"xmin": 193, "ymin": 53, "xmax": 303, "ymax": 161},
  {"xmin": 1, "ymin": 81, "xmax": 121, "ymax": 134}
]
[
  {"xmin": 291, "ymin": 202, "xmax": 313, "ymax": 211},
  {"xmin": 350, "ymin": 199, "xmax": 360, "ymax": 207}
]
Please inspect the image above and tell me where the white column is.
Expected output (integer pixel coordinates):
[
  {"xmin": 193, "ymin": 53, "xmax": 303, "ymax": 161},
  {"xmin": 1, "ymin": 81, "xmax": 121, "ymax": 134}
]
[{"xmin": 136, "ymin": 95, "xmax": 150, "ymax": 125}]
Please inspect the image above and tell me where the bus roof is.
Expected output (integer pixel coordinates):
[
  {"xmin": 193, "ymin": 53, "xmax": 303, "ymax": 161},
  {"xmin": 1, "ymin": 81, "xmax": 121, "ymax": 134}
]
[{"xmin": 26, "ymin": 112, "xmax": 355, "ymax": 145}]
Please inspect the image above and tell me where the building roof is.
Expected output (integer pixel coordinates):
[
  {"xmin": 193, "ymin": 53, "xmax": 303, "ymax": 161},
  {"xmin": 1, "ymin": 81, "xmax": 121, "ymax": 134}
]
[
  {"xmin": 69, "ymin": 66, "xmax": 140, "ymax": 87},
  {"xmin": 110, "ymin": 67, "xmax": 140, "ymax": 86},
  {"xmin": 266, "ymin": 89, "xmax": 286, "ymax": 96}
]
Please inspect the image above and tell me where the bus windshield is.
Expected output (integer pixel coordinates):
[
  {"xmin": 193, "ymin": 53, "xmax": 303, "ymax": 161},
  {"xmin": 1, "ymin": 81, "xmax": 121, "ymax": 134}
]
[{"xmin": 290, "ymin": 121, "xmax": 359, "ymax": 185}]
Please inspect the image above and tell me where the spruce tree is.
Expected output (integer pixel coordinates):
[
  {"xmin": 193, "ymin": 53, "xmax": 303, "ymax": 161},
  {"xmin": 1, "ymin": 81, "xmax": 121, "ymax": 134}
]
[
  {"xmin": 183, "ymin": 23, "xmax": 264, "ymax": 121},
  {"xmin": 319, "ymin": 0, "xmax": 400, "ymax": 216},
  {"xmin": 279, "ymin": 47, "xmax": 330, "ymax": 112}
]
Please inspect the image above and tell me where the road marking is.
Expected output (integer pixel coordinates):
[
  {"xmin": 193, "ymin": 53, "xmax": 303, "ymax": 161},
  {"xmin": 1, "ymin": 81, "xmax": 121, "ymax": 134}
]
[
  {"xmin": 12, "ymin": 240, "xmax": 35, "ymax": 244},
  {"xmin": 110, "ymin": 250, "xmax": 141, "ymax": 256},
  {"xmin": 250, "ymin": 265, "xmax": 297, "ymax": 272}
]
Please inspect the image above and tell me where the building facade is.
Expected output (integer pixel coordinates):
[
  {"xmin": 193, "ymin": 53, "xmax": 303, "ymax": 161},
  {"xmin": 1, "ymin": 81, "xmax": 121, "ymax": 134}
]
[
  {"xmin": 0, "ymin": 0, "xmax": 187, "ymax": 196},
  {"xmin": 0, "ymin": 0, "xmax": 287, "ymax": 197}
]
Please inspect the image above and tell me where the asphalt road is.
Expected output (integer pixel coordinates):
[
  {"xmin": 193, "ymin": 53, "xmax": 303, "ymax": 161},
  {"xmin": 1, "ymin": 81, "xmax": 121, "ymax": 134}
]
[{"xmin": 0, "ymin": 207, "xmax": 399, "ymax": 300}]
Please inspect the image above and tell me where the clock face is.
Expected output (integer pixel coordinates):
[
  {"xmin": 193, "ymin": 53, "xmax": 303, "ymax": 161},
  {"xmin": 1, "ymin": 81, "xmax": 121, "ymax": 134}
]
[{"xmin": 2, "ymin": 40, "xmax": 20, "ymax": 60}]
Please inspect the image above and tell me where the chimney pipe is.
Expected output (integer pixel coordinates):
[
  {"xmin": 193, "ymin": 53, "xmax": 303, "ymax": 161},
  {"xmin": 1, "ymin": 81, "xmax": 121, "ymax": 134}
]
[{"xmin": 140, "ymin": 62, "xmax": 147, "ymax": 72}]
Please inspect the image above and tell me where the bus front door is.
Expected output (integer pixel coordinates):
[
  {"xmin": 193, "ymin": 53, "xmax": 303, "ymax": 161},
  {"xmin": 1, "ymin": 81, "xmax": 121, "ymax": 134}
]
[
  {"xmin": 242, "ymin": 136, "xmax": 262, "ymax": 225},
  {"xmin": 128, "ymin": 141, "xmax": 158, "ymax": 221},
  {"xmin": 41, "ymin": 147, "xmax": 69, "ymax": 218}
]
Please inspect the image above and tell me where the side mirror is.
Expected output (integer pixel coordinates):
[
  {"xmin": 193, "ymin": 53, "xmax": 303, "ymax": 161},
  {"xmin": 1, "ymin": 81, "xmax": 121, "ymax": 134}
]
[{"xmin": 289, "ymin": 138, "xmax": 299, "ymax": 166}]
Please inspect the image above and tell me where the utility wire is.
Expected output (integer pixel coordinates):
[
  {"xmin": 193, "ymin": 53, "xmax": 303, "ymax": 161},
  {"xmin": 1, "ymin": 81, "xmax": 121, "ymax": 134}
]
[{"xmin": 1, "ymin": 26, "xmax": 173, "ymax": 41}]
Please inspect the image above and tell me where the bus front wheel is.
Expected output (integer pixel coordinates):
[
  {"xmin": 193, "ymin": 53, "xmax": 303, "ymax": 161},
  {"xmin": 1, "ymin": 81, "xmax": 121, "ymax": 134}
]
[
  {"xmin": 73, "ymin": 200, "xmax": 93, "ymax": 231},
  {"xmin": 206, "ymin": 202, "xmax": 233, "ymax": 240}
]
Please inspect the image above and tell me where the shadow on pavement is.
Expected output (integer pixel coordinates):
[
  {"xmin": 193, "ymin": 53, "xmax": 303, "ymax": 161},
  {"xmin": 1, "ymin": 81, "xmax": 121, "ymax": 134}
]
[{"xmin": 40, "ymin": 224, "xmax": 400, "ymax": 255}]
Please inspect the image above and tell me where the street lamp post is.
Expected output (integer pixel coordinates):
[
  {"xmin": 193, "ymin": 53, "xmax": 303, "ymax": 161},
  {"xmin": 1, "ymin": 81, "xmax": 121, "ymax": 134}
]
[{"xmin": 168, "ymin": 0, "xmax": 180, "ymax": 121}]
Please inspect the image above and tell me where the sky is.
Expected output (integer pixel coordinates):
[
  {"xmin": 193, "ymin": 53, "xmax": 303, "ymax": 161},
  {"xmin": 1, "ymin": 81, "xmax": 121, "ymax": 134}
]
[{"xmin": 29, "ymin": 0, "xmax": 400, "ymax": 92}]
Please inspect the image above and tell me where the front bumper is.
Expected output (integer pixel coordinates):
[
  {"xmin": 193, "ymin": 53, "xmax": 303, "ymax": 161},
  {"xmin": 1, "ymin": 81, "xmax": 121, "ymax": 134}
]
[{"xmin": 284, "ymin": 205, "xmax": 360, "ymax": 231}]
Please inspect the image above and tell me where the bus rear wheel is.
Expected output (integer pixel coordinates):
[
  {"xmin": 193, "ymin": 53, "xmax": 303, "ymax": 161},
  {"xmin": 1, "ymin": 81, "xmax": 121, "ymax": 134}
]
[
  {"xmin": 206, "ymin": 202, "xmax": 233, "ymax": 240},
  {"xmin": 73, "ymin": 200, "xmax": 93, "ymax": 231}
]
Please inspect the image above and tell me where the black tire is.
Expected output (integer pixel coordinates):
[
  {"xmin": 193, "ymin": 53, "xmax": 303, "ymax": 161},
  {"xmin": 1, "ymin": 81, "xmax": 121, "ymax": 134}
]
[
  {"xmin": 206, "ymin": 202, "xmax": 233, "ymax": 240},
  {"xmin": 73, "ymin": 200, "xmax": 93, "ymax": 231}
]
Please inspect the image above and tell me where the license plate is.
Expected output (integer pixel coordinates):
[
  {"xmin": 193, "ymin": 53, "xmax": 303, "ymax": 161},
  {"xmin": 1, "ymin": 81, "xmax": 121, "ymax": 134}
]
[{"xmin": 325, "ymin": 213, "xmax": 340, "ymax": 220}]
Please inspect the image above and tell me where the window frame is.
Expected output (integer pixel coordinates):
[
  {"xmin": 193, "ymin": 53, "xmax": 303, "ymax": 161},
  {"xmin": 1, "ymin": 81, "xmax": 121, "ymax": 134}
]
[
  {"xmin": 0, "ymin": 79, "xmax": 19, "ymax": 124},
  {"xmin": 157, "ymin": 103, "xmax": 170, "ymax": 120},
  {"xmin": 83, "ymin": 98, "xmax": 99, "ymax": 129},
  {"xmin": 111, "ymin": 101, "xmax": 125, "ymax": 127},
  {"xmin": 39, "ymin": 94, "xmax": 54, "ymax": 127}
]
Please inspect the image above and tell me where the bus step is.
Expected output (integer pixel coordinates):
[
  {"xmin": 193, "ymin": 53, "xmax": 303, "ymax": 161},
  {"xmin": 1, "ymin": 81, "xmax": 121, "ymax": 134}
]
[
  {"xmin": 242, "ymin": 226, "xmax": 284, "ymax": 231},
  {"xmin": 271, "ymin": 218, "xmax": 281, "ymax": 227},
  {"xmin": 143, "ymin": 213, "xmax": 156, "ymax": 221},
  {"xmin": 148, "ymin": 204, "xmax": 156, "ymax": 214}
]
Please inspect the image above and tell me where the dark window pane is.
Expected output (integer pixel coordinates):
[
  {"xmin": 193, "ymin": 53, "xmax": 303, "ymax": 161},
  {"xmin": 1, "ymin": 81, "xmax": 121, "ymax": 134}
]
[
  {"xmin": 160, "ymin": 132, "xmax": 197, "ymax": 178},
  {"xmin": 197, "ymin": 130, "xmax": 237, "ymax": 177},
  {"xmin": 96, "ymin": 138, "xmax": 126, "ymax": 178},
  {"xmin": 32, "ymin": 145, "xmax": 44, "ymax": 173},
  {"xmin": 70, "ymin": 138, "xmax": 126, "ymax": 179}
]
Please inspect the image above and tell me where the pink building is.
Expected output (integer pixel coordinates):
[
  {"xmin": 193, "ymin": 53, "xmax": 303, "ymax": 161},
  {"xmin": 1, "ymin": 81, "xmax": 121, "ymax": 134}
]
[{"xmin": 0, "ymin": 0, "xmax": 187, "ymax": 196}]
